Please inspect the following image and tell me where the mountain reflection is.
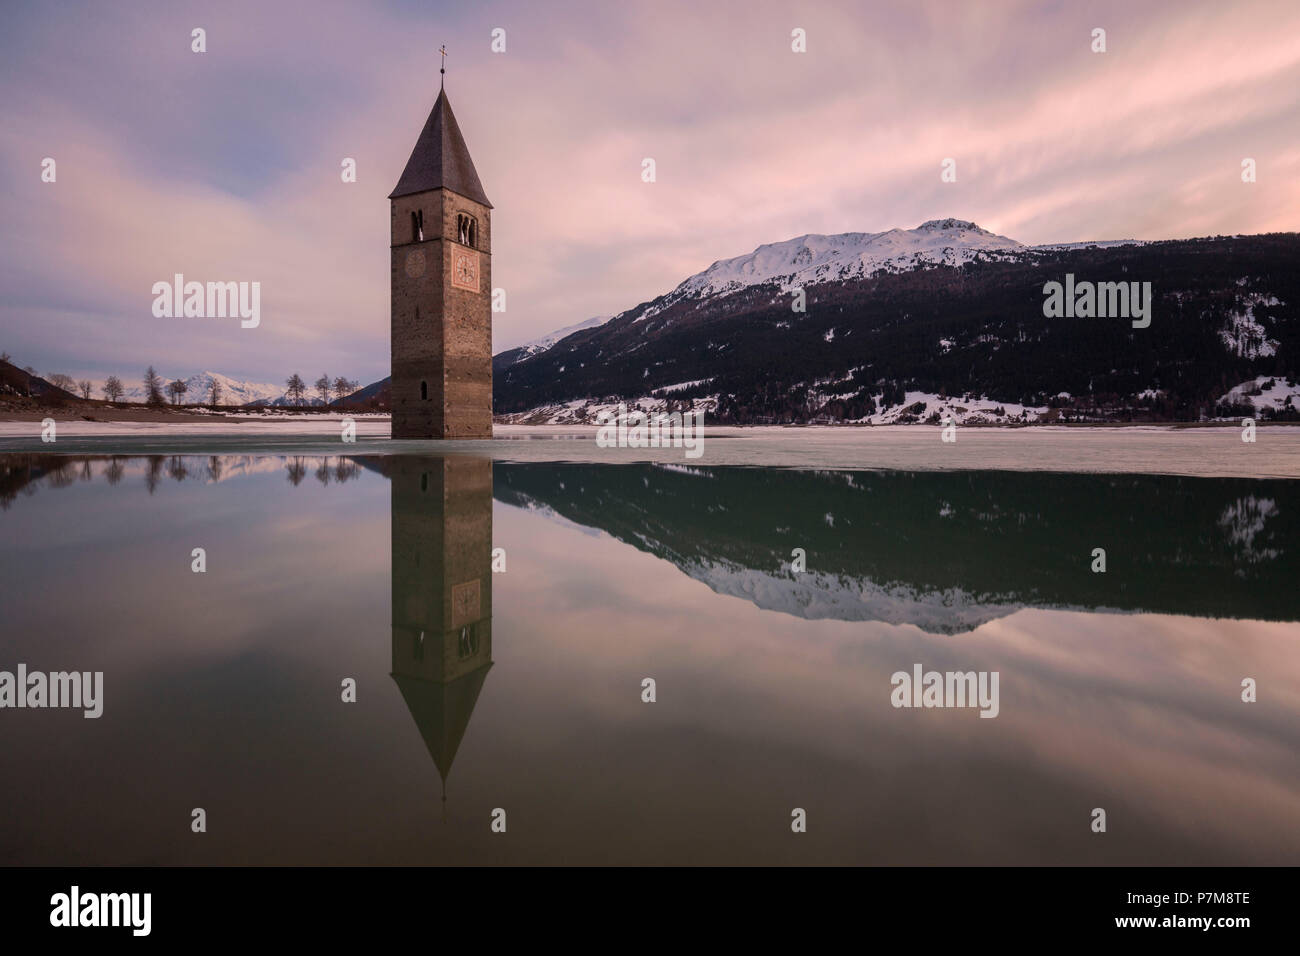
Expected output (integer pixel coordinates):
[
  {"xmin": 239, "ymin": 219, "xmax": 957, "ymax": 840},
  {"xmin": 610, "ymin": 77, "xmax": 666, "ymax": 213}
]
[
  {"xmin": 494, "ymin": 463, "xmax": 1300, "ymax": 632},
  {"xmin": 5, "ymin": 455, "xmax": 1296, "ymax": 636}
]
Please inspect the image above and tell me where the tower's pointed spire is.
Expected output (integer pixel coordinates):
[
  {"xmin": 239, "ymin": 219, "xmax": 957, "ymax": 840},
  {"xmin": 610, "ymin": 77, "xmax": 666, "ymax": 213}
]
[
  {"xmin": 388, "ymin": 81, "xmax": 492, "ymax": 206},
  {"xmin": 392, "ymin": 659, "xmax": 493, "ymax": 807}
]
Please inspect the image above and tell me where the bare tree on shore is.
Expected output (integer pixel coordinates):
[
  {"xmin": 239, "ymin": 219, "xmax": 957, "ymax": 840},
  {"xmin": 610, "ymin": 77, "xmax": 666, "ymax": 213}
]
[
  {"xmin": 78, "ymin": 380, "xmax": 93, "ymax": 399},
  {"xmin": 209, "ymin": 379, "xmax": 223, "ymax": 406},
  {"xmin": 285, "ymin": 373, "xmax": 307, "ymax": 406},
  {"xmin": 145, "ymin": 367, "xmax": 165, "ymax": 406},
  {"xmin": 103, "ymin": 376, "xmax": 124, "ymax": 402},
  {"xmin": 48, "ymin": 372, "xmax": 76, "ymax": 392},
  {"xmin": 315, "ymin": 374, "xmax": 332, "ymax": 405},
  {"xmin": 168, "ymin": 379, "xmax": 188, "ymax": 405},
  {"xmin": 333, "ymin": 376, "xmax": 361, "ymax": 403}
]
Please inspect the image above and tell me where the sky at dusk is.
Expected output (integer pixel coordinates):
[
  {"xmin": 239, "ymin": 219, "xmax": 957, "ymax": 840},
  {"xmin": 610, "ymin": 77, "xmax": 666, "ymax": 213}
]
[{"xmin": 2, "ymin": 0, "xmax": 1299, "ymax": 389}]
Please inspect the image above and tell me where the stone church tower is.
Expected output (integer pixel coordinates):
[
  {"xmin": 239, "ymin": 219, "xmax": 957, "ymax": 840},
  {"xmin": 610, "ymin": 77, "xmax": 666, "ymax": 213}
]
[{"xmin": 389, "ymin": 86, "xmax": 492, "ymax": 438}]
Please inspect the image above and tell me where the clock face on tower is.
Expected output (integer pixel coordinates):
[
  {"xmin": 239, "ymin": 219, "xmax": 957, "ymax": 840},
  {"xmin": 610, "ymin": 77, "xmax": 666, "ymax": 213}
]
[
  {"xmin": 404, "ymin": 249, "xmax": 425, "ymax": 278},
  {"xmin": 451, "ymin": 249, "xmax": 480, "ymax": 292},
  {"xmin": 451, "ymin": 579, "xmax": 481, "ymax": 628}
]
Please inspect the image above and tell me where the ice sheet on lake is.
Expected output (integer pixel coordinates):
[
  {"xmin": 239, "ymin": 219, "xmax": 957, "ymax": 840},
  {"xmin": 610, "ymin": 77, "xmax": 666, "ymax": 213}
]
[{"xmin": 1, "ymin": 420, "xmax": 1298, "ymax": 478}]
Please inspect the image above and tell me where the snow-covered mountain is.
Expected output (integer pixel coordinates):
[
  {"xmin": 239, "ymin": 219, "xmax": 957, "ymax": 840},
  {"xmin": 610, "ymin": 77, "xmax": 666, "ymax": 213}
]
[
  {"xmin": 673, "ymin": 219, "xmax": 1025, "ymax": 298},
  {"xmin": 247, "ymin": 394, "xmax": 329, "ymax": 407},
  {"xmin": 494, "ymin": 219, "xmax": 1139, "ymax": 362},
  {"xmin": 493, "ymin": 220, "xmax": 1025, "ymax": 364},
  {"xmin": 493, "ymin": 316, "xmax": 612, "ymax": 369},
  {"xmin": 492, "ymin": 316, "xmax": 611, "ymax": 372},
  {"xmin": 515, "ymin": 316, "xmax": 610, "ymax": 357},
  {"xmin": 494, "ymin": 225, "xmax": 1298, "ymax": 424},
  {"xmin": 94, "ymin": 371, "xmax": 285, "ymax": 405}
]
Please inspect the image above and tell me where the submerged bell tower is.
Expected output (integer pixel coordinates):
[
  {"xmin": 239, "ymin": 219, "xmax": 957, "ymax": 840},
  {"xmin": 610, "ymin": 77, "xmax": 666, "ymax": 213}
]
[{"xmin": 389, "ymin": 61, "xmax": 493, "ymax": 439}]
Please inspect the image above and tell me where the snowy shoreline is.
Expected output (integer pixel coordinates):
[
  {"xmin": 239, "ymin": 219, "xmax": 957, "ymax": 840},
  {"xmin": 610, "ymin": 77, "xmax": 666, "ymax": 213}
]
[
  {"xmin": 2, "ymin": 419, "xmax": 1298, "ymax": 480},
  {"xmin": 2, "ymin": 415, "xmax": 1297, "ymax": 438}
]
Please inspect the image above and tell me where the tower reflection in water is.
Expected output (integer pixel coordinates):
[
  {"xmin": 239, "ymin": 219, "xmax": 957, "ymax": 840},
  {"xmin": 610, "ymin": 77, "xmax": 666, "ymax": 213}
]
[{"xmin": 388, "ymin": 456, "xmax": 493, "ymax": 819}]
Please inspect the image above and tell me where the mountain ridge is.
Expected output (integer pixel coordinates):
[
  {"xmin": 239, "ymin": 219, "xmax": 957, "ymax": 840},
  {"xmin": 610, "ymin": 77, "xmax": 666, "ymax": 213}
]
[
  {"xmin": 493, "ymin": 224, "xmax": 1300, "ymax": 424},
  {"xmin": 85, "ymin": 370, "xmax": 284, "ymax": 405},
  {"xmin": 672, "ymin": 218, "xmax": 1028, "ymax": 299}
]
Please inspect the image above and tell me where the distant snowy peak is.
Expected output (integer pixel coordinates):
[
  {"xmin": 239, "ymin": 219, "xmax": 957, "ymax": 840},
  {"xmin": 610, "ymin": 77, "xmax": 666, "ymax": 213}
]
[
  {"xmin": 95, "ymin": 370, "xmax": 285, "ymax": 405},
  {"xmin": 518, "ymin": 316, "xmax": 611, "ymax": 357},
  {"xmin": 183, "ymin": 371, "xmax": 285, "ymax": 405},
  {"xmin": 673, "ymin": 219, "xmax": 1025, "ymax": 299}
]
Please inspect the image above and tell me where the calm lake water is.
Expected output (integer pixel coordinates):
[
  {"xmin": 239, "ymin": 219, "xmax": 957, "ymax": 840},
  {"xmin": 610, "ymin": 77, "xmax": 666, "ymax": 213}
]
[{"xmin": 1, "ymin": 450, "xmax": 1298, "ymax": 865}]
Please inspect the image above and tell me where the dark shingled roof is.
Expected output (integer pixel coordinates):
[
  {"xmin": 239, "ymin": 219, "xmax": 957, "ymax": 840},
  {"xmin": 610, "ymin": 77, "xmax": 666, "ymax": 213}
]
[{"xmin": 388, "ymin": 88, "xmax": 492, "ymax": 207}]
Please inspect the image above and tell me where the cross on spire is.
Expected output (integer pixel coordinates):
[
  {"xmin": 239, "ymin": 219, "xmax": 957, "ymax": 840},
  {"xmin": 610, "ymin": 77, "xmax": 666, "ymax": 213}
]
[{"xmin": 439, "ymin": 44, "xmax": 447, "ymax": 88}]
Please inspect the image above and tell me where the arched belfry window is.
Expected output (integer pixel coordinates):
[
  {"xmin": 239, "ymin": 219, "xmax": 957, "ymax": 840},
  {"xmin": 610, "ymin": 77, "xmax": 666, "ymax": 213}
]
[
  {"xmin": 456, "ymin": 213, "xmax": 477, "ymax": 248},
  {"xmin": 458, "ymin": 624, "xmax": 479, "ymax": 659},
  {"xmin": 411, "ymin": 209, "xmax": 424, "ymax": 242}
]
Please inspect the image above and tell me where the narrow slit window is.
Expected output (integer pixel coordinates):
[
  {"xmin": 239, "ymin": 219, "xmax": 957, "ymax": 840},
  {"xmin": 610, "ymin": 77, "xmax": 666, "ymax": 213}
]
[{"xmin": 420, "ymin": 380, "xmax": 428, "ymax": 401}]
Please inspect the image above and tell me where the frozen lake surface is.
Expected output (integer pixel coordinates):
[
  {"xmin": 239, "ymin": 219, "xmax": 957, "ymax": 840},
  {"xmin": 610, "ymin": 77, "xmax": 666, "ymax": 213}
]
[{"xmin": 0, "ymin": 421, "xmax": 1297, "ymax": 477}]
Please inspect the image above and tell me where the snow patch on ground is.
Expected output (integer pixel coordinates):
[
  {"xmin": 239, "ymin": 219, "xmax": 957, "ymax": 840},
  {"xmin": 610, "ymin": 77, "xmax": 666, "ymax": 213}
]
[
  {"xmin": 495, "ymin": 395, "xmax": 719, "ymax": 425},
  {"xmin": 650, "ymin": 378, "xmax": 714, "ymax": 395},
  {"xmin": 1220, "ymin": 293, "xmax": 1281, "ymax": 358},
  {"xmin": 1218, "ymin": 376, "xmax": 1300, "ymax": 413},
  {"xmin": 501, "ymin": 389, "xmax": 1051, "ymax": 426},
  {"xmin": 857, "ymin": 391, "xmax": 1047, "ymax": 425}
]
